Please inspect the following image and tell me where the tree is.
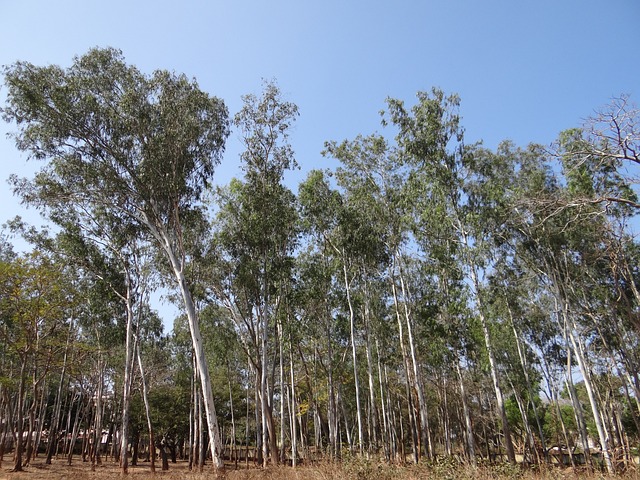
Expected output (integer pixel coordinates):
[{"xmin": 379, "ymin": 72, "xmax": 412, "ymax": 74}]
[
  {"xmin": 209, "ymin": 81, "xmax": 299, "ymax": 466},
  {"xmin": 383, "ymin": 89, "xmax": 518, "ymax": 463},
  {"xmin": 2, "ymin": 47, "xmax": 230, "ymax": 468},
  {"xmin": 557, "ymin": 95, "xmax": 639, "ymax": 212}
]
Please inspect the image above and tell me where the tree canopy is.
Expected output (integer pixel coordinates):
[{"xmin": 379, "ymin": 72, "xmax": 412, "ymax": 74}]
[{"xmin": 1, "ymin": 49, "xmax": 639, "ymax": 476}]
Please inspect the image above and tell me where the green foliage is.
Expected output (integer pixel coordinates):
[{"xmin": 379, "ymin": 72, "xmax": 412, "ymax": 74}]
[{"xmin": 3, "ymin": 50, "xmax": 640, "ymax": 470}]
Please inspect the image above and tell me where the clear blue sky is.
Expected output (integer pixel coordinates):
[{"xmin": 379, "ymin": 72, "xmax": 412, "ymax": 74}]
[{"xmin": 1, "ymin": 0, "xmax": 638, "ymax": 320}]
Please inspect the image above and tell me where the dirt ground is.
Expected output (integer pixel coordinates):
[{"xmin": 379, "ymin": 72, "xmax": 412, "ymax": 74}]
[
  {"xmin": 0, "ymin": 455, "xmax": 240, "ymax": 480},
  {"xmin": 2, "ymin": 454, "xmax": 640, "ymax": 480},
  {"xmin": 0, "ymin": 456, "xmax": 325, "ymax": 480}
]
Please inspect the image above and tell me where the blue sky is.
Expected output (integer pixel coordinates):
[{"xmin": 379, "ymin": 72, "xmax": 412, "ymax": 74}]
[{"xmin": 1, "ymin": 0, "xmax": 639, "ymax": 320}]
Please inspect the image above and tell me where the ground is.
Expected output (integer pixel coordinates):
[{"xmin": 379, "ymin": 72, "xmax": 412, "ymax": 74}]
[{"xmin": 1, "ymin": 455, "xmax": 639, "ymax": 479}]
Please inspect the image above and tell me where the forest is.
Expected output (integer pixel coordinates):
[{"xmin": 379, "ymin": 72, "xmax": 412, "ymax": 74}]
[{"xmin": 0, "ymin": 47, "xmax": 639, "ymax": 477}]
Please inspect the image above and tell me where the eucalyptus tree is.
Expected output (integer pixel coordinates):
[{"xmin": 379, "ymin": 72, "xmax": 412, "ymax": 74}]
[
  {"xmin": 382, "ymin": 89, "xmax": 519, "ymax": 463},
  {"xmin": 2, "ymin": 47, "xmax": 230, "ymax": 468},
  {"xmin": 324, "ymin": 133, "xmax": 457, "ymax": 459},
  {"xmin": 290, "ymin": 244, "xmax": 343, "ymax": 458},
  {"xmin": 322, "ymin": 135, "xmax": 394, "ymax": 454},
  {"xmin": 500, "ymin": 135, "xmax": 637, "ymax": 472},
  {"xmin": 560, "ymin": 138, "xmax": 637, "ymax": 474},
  {"xmin": 298, "ymin": 165, "xmax": 391, "ymax": 455},
  {"xmin": 209, "ymin": 82, "xmax": 299, "ymax": 466}
]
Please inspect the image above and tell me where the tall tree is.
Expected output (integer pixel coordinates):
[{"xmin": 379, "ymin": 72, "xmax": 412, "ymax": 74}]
[
  {"xmin": 210, "ymin": 81, "xmax": 299, "ymax": 466},
  {"xmin": 2, "ymin": 47, "xmax": 230, "ymax": 468},
  {"xmin": 383, "ymin": 89, "xmax": 517, "ymax": 463}
]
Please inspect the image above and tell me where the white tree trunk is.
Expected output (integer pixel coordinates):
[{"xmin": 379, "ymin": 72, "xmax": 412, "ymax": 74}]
[
  {"xmin": 172, "ymin": 260, "xmax": 224, "ymax": 467},
  {"xmin": 142, "ymin": 217, "xmax": 225, "ymax": 468},
  {"xmin": 398, "ymin": 265, "xmax": 432, "ymax": 459},
  {"xmin": 343, "ymin": 260, "xmax": 364, "ymax": 454},
  {"xmin": 136, "ymin": 343, "xmax": 155, "ymax": 472},
  {"xmin": 565, "ymin": 315, "xmax": 614, "ymax": 473},
  {"xmin": 119, "ymin": 292, "xmax": 135, "ymax": 473},
  {"xmin": 468, "ymin": 260, "xmax": 516, "ymax": 464},
  {"xmin": 456, "ymin": 361, "xmax": 476, "ymax": 466}
]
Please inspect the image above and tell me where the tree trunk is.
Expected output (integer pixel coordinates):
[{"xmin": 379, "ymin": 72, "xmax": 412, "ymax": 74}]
[
  {"xmin": 398, "ymin": 265, "xmax": 432, "ymax": 459},
  {"xmin": 67, "ymin": 392, "xmax": 86, "ymax": 465},
  {"xmin": 507, "ymin": 301, "xmax": 547, "ymax": 461},
  {"xmin": 363, "ymin": 292, "xmax": 379, "ymax": 453},
  {"xmin": 456, "ymin": 360, "xmax": 476, "ymax": 466},
  {"xmin": 278, "ymin": 320, "xmax": 285, "ymax": 464},
  {"xmin": 188, "ymin": 356, "xmax": 196, "ymax": 470},
  {"xmin": 343, "ymin": 260, "xmax": 364, "ymax": 455},
  {"xmin": 390, "ymin": 268, "xmax": 419, "ymax": 463},
  {"xmin": 566, "ymin": 317, "xmax": 614, "ymax": 473},
  {"xmin": 119, "ymin": 294, "xmax": 135, "ymax": 474},
  {"xmin": 260, "ymin": 305, "xmax": 269, "ymax": 467},
  {"xmin": 468, "ymin": 262, "xmax": 516, "ymax": 464},
  {"xmin": 289, "ymin": 340, "xmax": 298, "ymax": 466},
  {"xmin": 46, "ymin": 319, "xmax": 73, "ymax": 465},
  {"xmin": 12, "ymin": 356, "xmax": 27, "ymax": 472},
  {"xmin": 33, "ymin": 381, "xmax": 48, "ymax": 461},
  {"xmin": 376, "ymin": 340, "xmax": 391, "ymax": 462},
  {"xmin": 91, "ymin": 359, "xmax": 105, "ymax": 470},
  {"xmin": 165, "ymin": 243, "xmax": 224, "ymax": 468},
  {"xmin": 136, "ymin": 343, "xmax": 156, "ymax": 472}
]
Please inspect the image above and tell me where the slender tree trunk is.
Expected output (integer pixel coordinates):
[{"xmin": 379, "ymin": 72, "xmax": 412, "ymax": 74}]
[
  {"xmin": 507, "ymin": 301, "xmax": 547, "ymax": 461},
  {"xmin": 33, "ymin": 381, "xmax": 48, "ymax": 460},
  {"xmin": 23, "ymin": 396, "xmax": 34, "ymax": 467},
  {"xmin": 343, "ymin": 260, "xmax": 364, "ymax": 455},
  {"xmin": 12, "ymin": 356, "xmax": 27, "ymax": 472},
  {"xmin": 245, "ymin": 362, "xmax": 251, "ymax": 469},
  {"xmin": 468, "ymin": 261, "xmax": 516, "ymax": 464},
  {"xmin": 438, "ymin": 373, "xmax": 451, "ymax": 457},
  {"xmin": 337, "ymin": 385, "xmax": 352, "ymax": 450},
  {"xmin": 554, "ymin": 279, "xmax": 613, "ymax": 473},
  {"xmin": 92, "ymin": 358, "xmax": 104, "ymax": 470},
  {"xmin": 46, "ymin": 319, "xmax": 73, "ymax": 464},
  {"xmin": 363, "ymin": 294, "xmax": 379, "ymax": 453},
  {"xmin": 188, "ymin": 355, "xmax": 196, "ymax": 470},
  {"xmin": 67, "ymin": 392, "xmax": 85, "ymax": 465},
  {"xmin": 198, "ymin": 391, "xmax": 205, "ymax": 470},
  {"xmin": 376, "ymin": 340, "xmax": 391, "ymax": 462},
  {"xmin": 278, "ymin": 319, "xmax": 285, "ymax": 463},
  {"xmin": 136, "ymin": 343, "xmax": 156, "ymax": 472},
  {"xmin": 456, "ymin": 360, "xmax": 476, "ymax": 466},
  {"xmin": 390, "ymin": 269, "xmax": 419, "ymax": 463},
  {"xmin": 165, "ymin": 245, "xmax": 224, "ymax": 468},
  {"xmin": 120, "ymin": 295, "xmax": 135, "ymax": 474},
  {"xmin": 227, "ymin": 368, "xmax": 237, "ymax": 468},
  {"xmin": 289, "ymin": 340, "xmax": 298, "ymax": 467},
  {"xmin": 566, "ymin": 320, "xmax": 614, "ymax": 472},
  {"xmin": 508, "ymin": 378, "xmax": 536, "ymax": 462},
  {"xmin": 325, "ymin": 303, "xmax": 339, "ymax": 460},
  {"xmin": 398, "ymin": 259, "xmax": 433, "ymax": 459},
  {"xmin": 260, "ymin": 305, "xmax": 270, "ymax": 467}
]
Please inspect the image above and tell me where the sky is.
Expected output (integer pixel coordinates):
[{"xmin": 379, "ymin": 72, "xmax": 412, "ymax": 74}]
[{"xmin": 1, "ymin": 0, "xmax": 639, "ymax": 324}]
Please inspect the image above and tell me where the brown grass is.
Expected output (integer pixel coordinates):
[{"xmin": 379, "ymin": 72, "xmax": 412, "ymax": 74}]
[{"xmin": 1, "ymin": 455, "xmax": 639, "ymax": 480}]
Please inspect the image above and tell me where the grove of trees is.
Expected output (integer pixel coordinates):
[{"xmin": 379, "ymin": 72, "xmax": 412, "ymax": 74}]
[{"xmin": 0, "ymin": 48, "xmax": 639, "ymax": 475}]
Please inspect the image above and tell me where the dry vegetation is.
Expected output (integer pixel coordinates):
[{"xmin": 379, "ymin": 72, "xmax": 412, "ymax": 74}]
[{"xmin": 1, "ymin": 455, "xmax": 640, "ymax": 480}]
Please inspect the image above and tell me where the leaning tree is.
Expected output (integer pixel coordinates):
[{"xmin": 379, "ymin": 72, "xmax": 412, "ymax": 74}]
[{"xmin": 2, "ymin": 47, "xmax": 230, "ymax": 468}]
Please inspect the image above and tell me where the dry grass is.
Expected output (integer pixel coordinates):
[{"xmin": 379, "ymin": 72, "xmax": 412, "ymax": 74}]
[{"xmin": 1, "ymin": 455, "xmax": 639, "ymax": 480}]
